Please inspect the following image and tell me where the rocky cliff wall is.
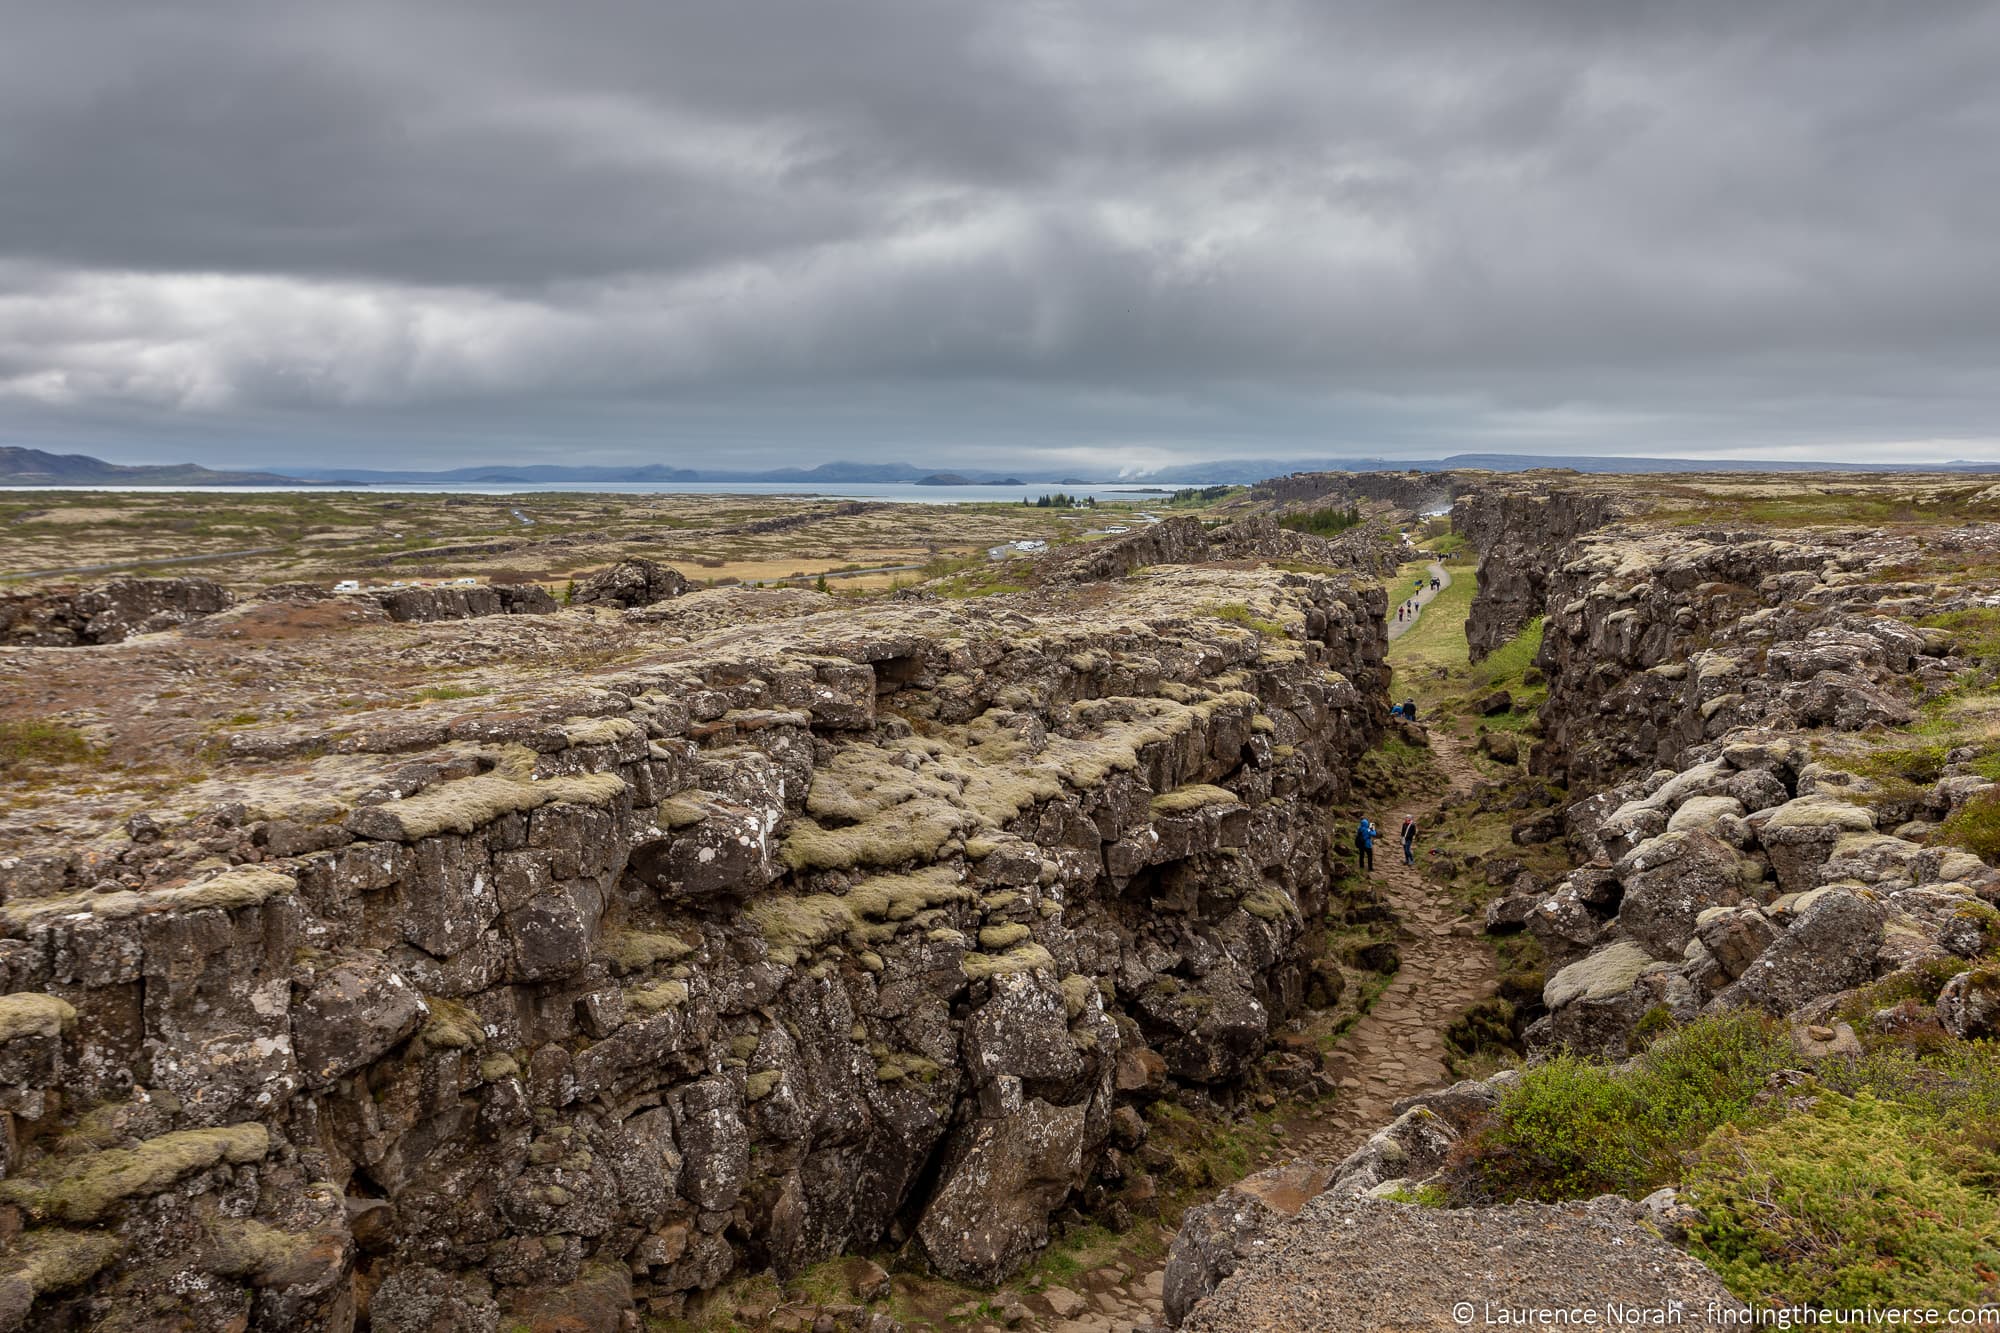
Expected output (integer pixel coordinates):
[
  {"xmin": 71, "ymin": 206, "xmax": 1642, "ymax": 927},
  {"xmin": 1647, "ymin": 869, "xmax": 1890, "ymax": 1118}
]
[
  {"xmin": 0, "ymin": 562, "xmax": 1386, "ymax": 1330},
  {"xmin": 1167, "ymin": 499, "xmax": 2000, "ymax": 1329},
  {"xmin": 1451, "ymin": 487, "xmax": 1627, "ymax": 661},
  {"xmin": 1529, "ymin": 526, "xmax": 1961, "ymax": 787},
  {"xmin": 1495, "ymin": 520, "xmax": 2000, "ymax": 1056}
]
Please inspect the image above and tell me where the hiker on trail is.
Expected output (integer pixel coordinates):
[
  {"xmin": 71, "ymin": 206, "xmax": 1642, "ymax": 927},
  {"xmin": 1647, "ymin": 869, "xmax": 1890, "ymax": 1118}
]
[
  {"xmin": 1401, "ymin": 815, "xmax": 1418, "ymax": 865},
  {"xmin": 1431, "ymin": 576, "xmax": 1441, "ymax": 590},
  {"xmin": 1402, "ymin": 698, "xmax": 1417, "ymax": 720},
  {"xmin": 1354, "ymin": 817, "xmax": 1377, "ymax": 872}
]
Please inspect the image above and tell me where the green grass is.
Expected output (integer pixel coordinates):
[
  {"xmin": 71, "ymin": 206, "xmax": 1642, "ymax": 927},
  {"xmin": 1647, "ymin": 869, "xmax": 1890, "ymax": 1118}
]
[
  {"xmin": 1940, "ymin": 787, "xmax": 2000, "ymax": 860},
  {"xmin": 1919, "ymin": 606, "xmax": 2000, "ymax": 663},
  {"xmin": 1386, "ymin": 559, "xmax": 1478, "ymax": 705},
  {"xmin": 1470, "ymin": 617, "xmax": 1544, "ymax": 692},
  {"xmin": 0, "ymin": 718, "xmax": 93, "ymax": 772},
  {"xmin": 1205, "ymin": 602, "xmax": 1287, "ymax": 636}
]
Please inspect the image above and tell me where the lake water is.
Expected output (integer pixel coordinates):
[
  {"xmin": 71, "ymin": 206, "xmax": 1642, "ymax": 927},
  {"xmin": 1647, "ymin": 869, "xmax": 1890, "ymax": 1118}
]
[{"xmin": 1, "ymin": 480, "xmax": 1205, "ymax": 505}]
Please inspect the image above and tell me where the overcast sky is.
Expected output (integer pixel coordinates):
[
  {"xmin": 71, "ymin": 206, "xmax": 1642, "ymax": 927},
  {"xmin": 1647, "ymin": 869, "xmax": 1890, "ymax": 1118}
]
[{"xmin": 3, "ymin": 1, "xmax": 1998, "ymax": 472}]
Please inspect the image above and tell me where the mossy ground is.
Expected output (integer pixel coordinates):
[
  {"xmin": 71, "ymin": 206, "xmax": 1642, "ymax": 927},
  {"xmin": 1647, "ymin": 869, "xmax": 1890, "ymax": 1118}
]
[{"xmin": 0, "ymin": 717, "xmax": 94, "ymax": 773}]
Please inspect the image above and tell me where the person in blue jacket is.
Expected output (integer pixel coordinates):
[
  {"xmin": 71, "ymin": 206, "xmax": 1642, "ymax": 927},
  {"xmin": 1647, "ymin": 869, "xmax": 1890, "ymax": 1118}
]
[{"xmin": 1354, "ymin": 816, "xmax": 1377, "ymax": 872}]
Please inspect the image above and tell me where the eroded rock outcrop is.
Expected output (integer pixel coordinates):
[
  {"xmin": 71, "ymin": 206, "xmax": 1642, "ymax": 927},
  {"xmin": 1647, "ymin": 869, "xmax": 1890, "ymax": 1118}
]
[
  {"xmin": 1451, "ymin": 484, "xmax": 1626, "ymax": 661},
  {"xmin": 571, "ymin": 558, "xmax": 690, "ymax": 610},
  {"xmin": 369, "ymin": 582, "xmax": 558, "ymax": 622},
  {"xmin": 0, "ymin": 558, "xmax": 1386, "ymax": 1328},
  {"xmin": 0, "ymin": 577, "xmax": 232, "ymax": 646}
]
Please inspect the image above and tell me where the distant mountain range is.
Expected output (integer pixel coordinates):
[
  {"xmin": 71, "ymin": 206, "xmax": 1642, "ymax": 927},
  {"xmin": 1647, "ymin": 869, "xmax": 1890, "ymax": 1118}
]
[
  {"xmin": 9, "ymin": 445, "xmax": 2000, "ymax": 489},
  {"xmin": 0, "ymin": 446, "xmax": 315, "ymax": 487},
  {"xmin": 258, "ymin": 461, "xmax": 1070, "ymax": 485},
  {"xmin": 261, "ymin": 454, "xmax": 2000, "ymax": 485}
]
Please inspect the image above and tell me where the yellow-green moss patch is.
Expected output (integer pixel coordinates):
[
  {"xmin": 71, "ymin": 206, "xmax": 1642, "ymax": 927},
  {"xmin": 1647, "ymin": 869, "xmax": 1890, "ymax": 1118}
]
[
  {"xmin": 0, "ymin": 993, "xmax": 76, "ymax": 1043},
  {"xmin": 626, "ymin": 980, "xmax": 690, "ymax": 1014},
  {"xmin": 348, "ymin": 745, "xmax": 626, "ymax": 841},
  {"xmin": 746, "ymin": 895, "xmax": 856, "ymax": 966},
  {"xmin": 601, "ymin": 929, "xmax": 696, "ymax": 974},
  {"xmin": 978, "ymin": 923, "xmax": 1032, "ymax": 950},
  {"xmin": 961, "ymin": 943, "xmax": 1056, "ymax": 980},
  {"xmin": 1149, "ymin": 784, "xmax": 1242, "ymax": 816},
  {"xmin": 412, "ymin": 997, "xmax": 483, "ymax": 1053},
  {"xmin": 4, "ymin": 1228, "xmax": 122, "ymax": 1296},
  {"xmin": 7, "ymin": 1123, "xmax": 269, "ymax": 1223}
]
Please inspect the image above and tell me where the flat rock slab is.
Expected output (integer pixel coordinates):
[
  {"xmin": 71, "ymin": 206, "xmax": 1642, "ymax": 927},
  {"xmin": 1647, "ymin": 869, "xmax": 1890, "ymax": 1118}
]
[{"xmin": 1183, "ymin": 1196, "xmax": 1741, "ymax": 1332}]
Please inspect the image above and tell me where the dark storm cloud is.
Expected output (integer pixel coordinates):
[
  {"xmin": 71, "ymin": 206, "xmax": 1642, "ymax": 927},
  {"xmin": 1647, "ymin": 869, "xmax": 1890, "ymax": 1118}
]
[{"xmin": 1, "ymin": 0, "xmax": 1998, "ymax": 468}]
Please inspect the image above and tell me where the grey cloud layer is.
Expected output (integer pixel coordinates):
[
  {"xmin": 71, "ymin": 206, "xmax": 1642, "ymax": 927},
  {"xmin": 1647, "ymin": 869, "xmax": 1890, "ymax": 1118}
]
[{"xmin": 2, "ymin": 1, "xmax": 1997, "ymax": 467}]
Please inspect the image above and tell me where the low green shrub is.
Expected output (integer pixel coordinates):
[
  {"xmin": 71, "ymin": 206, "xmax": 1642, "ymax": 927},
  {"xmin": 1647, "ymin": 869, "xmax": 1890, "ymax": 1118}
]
[
  {"xmin": 1920, "ymin": 606, "xmax": 2000, "ymax": 663},
  {"xmin": 1686, "ymin": 1093, "xmax": 2000, "ymax": 1309},
  {"xmin": 1447, "ymin": 1013, "xmax": 1794, "ymax": 1202},
  {"xmin": 1279, "ymin": 504, "xmax": 1362, "ymax": 538}
]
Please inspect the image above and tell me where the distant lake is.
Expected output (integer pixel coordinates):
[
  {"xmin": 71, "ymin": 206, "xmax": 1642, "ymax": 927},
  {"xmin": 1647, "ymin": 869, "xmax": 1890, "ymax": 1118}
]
[{"xmin": 0, "ymin": 480, "xmax": 1205, "ymax": 505}]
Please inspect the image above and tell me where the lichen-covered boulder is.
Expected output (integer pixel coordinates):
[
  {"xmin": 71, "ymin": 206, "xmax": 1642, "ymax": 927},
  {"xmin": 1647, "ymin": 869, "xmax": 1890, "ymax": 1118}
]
[
  {"xmin": 572, "ymin": 558, "xmax": 690, "ymax": 609},
  {"xmin": 1530, "ymin": 941, "xmax": 1696, "ymax": 1056},
  {"xmin": 1133, "ymin": 970, "xmax": 1269, "ymax": 1084},
  {"xmin": 1750, "ymin": 796, "xmax": 1875, "ymax": 893},
  {"xmin": 1693, "ymin": 904, "xmax": 1779, "ymax": 980},
  {"xmin": 1716, "ymin": 889, "xmax": 1885, "ymax": 1015},
  {"xmin": 1161, "ymin": 1157, "xmax": 1336, "ymax": 1327},
  {"xmin": 370, "ymin": 1264, "xmax": 502, "ymax": 1333},
  {"xmin": 1615, "ymin": 829, "xmax": 1764, "ymax": 958},
  {"xmin": 1785, "ymin": 670, "xmax": 1914, "ymax": 731},
  {"xmin": 963, "ymin": 970, "xmax": 1087, "ymax": 1088}
]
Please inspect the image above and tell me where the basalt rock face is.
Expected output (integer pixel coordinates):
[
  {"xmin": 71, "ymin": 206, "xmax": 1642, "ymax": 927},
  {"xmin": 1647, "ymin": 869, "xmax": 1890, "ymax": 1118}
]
[
  {"xmin": 1246, "ymin": 469, "xmax": 1481, "ymax": 514},
  {"xmin": 1529, "ymin": 527, "xmax": 1962, "ymax": 788},
  {"xmin": 369, "ymin": 582, "xmax": 559, "ymax": 623},
  {"xmin": 0, "ymin": 577, "xmax": 232, "ymax": 646},
  {"xmin": 1452, "ymin": 505, "xmax": 2000, "ymax": 1060},
  {"xmin": 1515, "ymin": 737, "xmax": 2000, "ymax": 1060},
  {"xmin": 0, "ymin": 561, "xmax": 1385, "ymax": 1329},
  {"xmin": 1043, "ymin": 513, "xmax": 1388, "ymax": 584},
  {"xmin": 1451, "ymin": 485, "xmax": 1627, "ymax": 661}
]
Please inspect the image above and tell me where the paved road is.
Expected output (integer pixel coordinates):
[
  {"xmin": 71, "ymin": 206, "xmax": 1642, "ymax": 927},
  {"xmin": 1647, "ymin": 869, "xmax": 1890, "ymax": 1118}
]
[{"xmin": 1386, "ymin": 559, "xmax": 1449, "ymax": 641}]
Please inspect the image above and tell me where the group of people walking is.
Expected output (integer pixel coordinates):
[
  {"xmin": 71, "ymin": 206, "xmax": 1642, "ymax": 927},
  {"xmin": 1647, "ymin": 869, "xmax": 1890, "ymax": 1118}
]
[
  {"xmin": 1353, "ymin": 813, "xmax": 1419, "ymax": 871},
  {"xmin": 1393, "ymin": 574, "xmax": 1443, "ymax": 625}
]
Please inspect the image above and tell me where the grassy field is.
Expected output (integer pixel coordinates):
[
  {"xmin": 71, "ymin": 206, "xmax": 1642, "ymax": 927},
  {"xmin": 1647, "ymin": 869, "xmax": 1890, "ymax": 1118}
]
[{"xmin": 1386, "ymin": 557, "xmax": 1479, "ymax": 710}]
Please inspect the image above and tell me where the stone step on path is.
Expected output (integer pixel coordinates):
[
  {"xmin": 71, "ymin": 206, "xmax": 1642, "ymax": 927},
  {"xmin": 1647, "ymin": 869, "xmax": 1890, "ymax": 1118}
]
[{"xmin": 999, "ymin": 729, "xmax": 1498, "ymax": 1333}]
